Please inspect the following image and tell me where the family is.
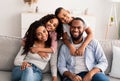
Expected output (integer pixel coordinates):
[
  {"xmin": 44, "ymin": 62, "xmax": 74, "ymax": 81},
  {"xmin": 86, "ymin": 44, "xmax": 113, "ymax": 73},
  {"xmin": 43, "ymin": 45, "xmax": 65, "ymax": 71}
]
[{"xmin": 12, "ymin": 7, "xmax": 110, "ymax": 81}]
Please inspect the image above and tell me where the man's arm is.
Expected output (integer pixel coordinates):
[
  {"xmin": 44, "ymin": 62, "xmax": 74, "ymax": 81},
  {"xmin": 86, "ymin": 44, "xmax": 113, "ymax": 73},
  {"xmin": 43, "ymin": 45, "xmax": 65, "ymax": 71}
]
[
  {"xmin": 58, "ymin": 45, "xmax": 69, "ymax": 75},
  {"xmin": 83, "ymin": 68, "xmax": 101, "ymax": 81},
  {"xmin": 63, "ymin": 71, "xmax": 76, "ymax": 80},
  {"xmin": 63, "ymin": 71, "xmax": 82, "ymax": 81}
]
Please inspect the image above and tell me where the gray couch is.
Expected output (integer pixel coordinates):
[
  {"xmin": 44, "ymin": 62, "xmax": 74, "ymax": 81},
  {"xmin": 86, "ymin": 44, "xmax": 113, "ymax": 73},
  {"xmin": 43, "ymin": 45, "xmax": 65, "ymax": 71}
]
[{"xmin": 0, "ymin": 35, "xmax": 120, "ymax": 81}]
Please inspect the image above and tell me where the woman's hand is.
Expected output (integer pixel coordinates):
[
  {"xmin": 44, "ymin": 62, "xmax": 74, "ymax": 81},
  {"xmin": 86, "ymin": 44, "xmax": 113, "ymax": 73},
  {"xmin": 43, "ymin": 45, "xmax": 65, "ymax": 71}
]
[
  {"xmin": 21, "ymin": 61, "xmax": 31, "ymax": 70},
  {"xmin": 52, "ymin": 76, "xmax": 58, "ymax": 81}
]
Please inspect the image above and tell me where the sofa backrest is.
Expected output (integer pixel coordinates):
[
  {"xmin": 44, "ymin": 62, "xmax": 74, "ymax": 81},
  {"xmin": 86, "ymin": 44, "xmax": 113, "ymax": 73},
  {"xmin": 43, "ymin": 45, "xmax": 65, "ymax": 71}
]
[
  {"xmin": 0, "ymin": 35, "xmax": 21, "ymax": 71},
  {"xmin": 98, "ymin": 40, "xmax": 120, "ymax": 74},
  {"xmin": 0, "ymin": 34, "xmax": 120, "ymax": 75}
]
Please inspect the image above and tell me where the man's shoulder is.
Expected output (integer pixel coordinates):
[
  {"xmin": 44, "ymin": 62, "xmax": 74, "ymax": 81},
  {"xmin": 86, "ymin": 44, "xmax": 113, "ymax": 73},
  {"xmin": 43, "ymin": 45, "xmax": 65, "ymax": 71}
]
[
  {"xmin": 61, "ymin": 44, "xmax": 68, "ymax": 48},
  {"xmin": 87, "ymin": 38, "xmax": 99, "ymax": 46},
  {"xmin": 83, "ymin": 37, "xmax": 98, "ymax": 44},
  {"xmin": 90, "ymin": 39, "xmax": 99, "ymax": 43}
]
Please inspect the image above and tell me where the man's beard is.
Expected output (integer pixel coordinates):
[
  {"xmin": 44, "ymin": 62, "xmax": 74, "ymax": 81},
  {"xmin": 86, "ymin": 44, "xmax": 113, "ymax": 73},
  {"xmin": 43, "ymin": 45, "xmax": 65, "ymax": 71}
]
[{"xmin": 70, "ymin": 32, "xmax": 83, "ymax": 41}]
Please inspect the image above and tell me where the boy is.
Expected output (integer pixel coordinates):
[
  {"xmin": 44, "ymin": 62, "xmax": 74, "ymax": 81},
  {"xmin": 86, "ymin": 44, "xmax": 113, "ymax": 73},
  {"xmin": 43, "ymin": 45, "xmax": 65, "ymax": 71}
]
[{"xmin": 55, "ymin": 7, "xmax": 93, "ymax": 56}]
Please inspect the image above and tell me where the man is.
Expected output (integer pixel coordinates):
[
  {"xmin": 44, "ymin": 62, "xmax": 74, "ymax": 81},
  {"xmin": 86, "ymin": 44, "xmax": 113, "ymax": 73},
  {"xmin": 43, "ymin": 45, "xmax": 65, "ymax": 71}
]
[
  {"xmin": 55, "ymin": 7, "xmax": 93, "ymax": 56},
  {"xmin": 58, "ymin": 17, "xmax": 110, "ymax": 81}
]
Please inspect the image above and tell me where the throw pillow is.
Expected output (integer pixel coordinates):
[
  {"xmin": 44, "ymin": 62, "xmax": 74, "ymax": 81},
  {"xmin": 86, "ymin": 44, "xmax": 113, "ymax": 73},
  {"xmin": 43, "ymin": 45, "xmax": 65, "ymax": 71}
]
[{"xmin": 109, "ymin": 46, "xmax": 120, "ymax": 78}]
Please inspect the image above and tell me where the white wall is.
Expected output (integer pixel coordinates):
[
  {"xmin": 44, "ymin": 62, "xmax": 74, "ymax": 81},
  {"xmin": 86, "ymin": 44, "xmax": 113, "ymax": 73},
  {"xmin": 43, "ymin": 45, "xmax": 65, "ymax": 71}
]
[
  {"xmin": 118, "ymin": 4, "xmax": 120, "ymax": 39},
  {"xmin": 0, "ymin": 0, "xmax": 119, "ymax": 39}
]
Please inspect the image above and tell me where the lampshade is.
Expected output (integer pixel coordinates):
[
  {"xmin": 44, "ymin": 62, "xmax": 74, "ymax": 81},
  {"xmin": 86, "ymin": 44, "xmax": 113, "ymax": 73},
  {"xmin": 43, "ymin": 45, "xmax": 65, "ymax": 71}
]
[{"xmin": 110, "ymin": 0, "xmax": 120, "ymax": 2}]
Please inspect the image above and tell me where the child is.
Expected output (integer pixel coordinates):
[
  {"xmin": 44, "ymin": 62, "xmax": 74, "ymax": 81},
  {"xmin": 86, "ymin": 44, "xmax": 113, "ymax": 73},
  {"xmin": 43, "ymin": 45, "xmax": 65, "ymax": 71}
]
[
  {"xmin": 12, "ymin": 21, "xmax": 52, "ymax": 81},
  {"xmin": 55, "ymin": 7, "xmax": 93, "ymax": 56}
]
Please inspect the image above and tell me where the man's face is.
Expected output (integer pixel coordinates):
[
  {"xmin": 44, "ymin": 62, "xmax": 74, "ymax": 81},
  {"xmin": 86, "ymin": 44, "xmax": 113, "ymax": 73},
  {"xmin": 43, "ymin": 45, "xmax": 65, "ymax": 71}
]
[
  {"xmin": 57, "ymin": 9, "xmax": 73, "ymax": 24},
  {"xmin": 70, "ymin": 20, "xmax": 85, "ymax": 41}
]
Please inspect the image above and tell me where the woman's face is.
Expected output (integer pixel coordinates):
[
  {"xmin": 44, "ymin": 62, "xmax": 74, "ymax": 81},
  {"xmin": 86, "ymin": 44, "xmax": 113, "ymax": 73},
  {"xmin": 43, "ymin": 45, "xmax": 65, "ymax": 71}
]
[
  {"xmin": 45, "ymin": 18, "xmax": 59, "ymax": 32},
  {"xmin": 36, "ymin": 26, "xmax": 48, "ymax": 42}
]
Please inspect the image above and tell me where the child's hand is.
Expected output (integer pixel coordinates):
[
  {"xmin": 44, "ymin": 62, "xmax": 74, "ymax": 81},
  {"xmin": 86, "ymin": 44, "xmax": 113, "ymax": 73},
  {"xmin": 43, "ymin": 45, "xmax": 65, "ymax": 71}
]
[
  {"xmin": 38, "ymin": 52, "xmax": 49, "ymax": 59},
  {"xmin": 30, "ymin": 47, "xmax": 39, "ymax": 53},
  {"xmin": 76, "ymin": 46, "xmax": 85, "ymax": 56},
  {"xmin": 50, "ymin": 31, "xmax": 57, "ymax": 40},
  {"xmin": 69, "ymin": 45, "xmax": 76, "ymax": 56}
]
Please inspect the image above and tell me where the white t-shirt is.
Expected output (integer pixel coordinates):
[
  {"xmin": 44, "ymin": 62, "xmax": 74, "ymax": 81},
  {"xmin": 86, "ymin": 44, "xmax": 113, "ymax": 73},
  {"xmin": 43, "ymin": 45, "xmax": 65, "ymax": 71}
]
[{"xmin": 73, "ymin": 43, "xmax": 88, "ymax": 74}]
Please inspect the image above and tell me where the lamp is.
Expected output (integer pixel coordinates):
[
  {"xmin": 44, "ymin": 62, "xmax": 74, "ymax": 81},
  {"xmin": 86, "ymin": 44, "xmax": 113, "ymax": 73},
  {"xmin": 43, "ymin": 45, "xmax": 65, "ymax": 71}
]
[
  {"xmin": 105, "ymin": 0, "xmax": 120, "ymax": 39},
  {"xmin": 23, "ymin": 0, "xmax": 39, "ymax": 12}
]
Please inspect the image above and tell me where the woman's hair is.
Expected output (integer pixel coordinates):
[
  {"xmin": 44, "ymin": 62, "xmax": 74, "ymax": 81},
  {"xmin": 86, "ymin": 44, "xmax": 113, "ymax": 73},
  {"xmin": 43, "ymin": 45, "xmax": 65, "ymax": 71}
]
[
  {"xmin": 39, "ymin": 14, "xmax": 63, "ymax": 40},
  {"xmin": 23, "ymin": 21, "xmax": 51, "ymax": 55}
]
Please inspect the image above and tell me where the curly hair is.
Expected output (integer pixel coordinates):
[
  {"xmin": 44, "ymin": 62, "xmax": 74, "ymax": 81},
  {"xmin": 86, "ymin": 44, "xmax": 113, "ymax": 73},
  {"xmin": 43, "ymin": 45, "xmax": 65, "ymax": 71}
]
[
  {"xmin": 39, "ymin": 14, "xmax": 63, "ymax": 40},
  {"xmin": 23, "ymin": 20, "xmax": 51, "ymax": 55}
]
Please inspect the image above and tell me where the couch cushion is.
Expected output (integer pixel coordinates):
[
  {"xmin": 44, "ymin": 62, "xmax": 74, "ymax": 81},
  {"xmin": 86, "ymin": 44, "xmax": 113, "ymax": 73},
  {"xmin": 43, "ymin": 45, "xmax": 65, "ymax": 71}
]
[
  {"xmin": 0, "ymin": 35, "xmax": 21, "ymax": 71},
  {"xmin": 109, "ymin": 46, "xmax": 120, "ymax": 78},
  {"xmin": 107, "ymin": 75, "xmax": 120, "ymax": 81},
  {"xmin": 42, "ymin": 73, "xmax": 61, "ymax": 81},
  {"xmin": 98, "ymin": 40, "xmax": 120, "ymax": 74},
  {"xmin": 0, "ymin": 71, "xmax": 11, "ymax": 81}
]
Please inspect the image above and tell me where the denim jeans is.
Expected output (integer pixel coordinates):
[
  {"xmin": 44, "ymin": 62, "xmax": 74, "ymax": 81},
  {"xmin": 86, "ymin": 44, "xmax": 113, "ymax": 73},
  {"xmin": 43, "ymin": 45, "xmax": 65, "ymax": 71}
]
[
  {"xmin": 12, "ymin": 64, "xmax": 42, "ymax": 81},
  {"xmin": 63, "ymin": 72, "xmax": 110, "ymax": 81}
]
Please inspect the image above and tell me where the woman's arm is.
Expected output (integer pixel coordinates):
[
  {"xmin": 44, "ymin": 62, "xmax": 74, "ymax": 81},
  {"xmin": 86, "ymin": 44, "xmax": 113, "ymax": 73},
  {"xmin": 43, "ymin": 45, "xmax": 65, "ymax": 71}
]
[{"xmin": 14, "ymin": 46, "xmax": 26, "ymax": 66}]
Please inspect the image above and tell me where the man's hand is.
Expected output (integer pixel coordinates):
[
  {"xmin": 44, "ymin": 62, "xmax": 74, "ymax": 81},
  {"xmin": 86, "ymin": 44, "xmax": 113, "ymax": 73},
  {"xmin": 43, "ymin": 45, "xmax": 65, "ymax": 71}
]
[
  {"xmin": 21, "ymin": 61, "xmax": 31, "ymax": 70},
  {"xmin": 83, "ymin": 68, "xmax": 101, "ymax": 81},
  {"xmin": 72, "ymin": 75, "xmax": 82, "ymax": 81},
  {"xmin": 38, "ymin": 52, "xmax": 49, "ymax": 59},
  {"xmin": 83, "ymin": 72, "xmax": 93, "ymax": 81}
]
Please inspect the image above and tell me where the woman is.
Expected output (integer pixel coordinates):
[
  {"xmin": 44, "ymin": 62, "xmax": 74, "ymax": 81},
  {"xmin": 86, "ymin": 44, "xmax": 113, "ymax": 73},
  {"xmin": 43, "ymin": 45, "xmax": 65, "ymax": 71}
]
[
  {"xmin": 12, "ymin": 21, "xmax": 51, "ymax": 81},
  {"xmin": 30, "ymin": 14, "xmax": 63, "ymax": 81}
]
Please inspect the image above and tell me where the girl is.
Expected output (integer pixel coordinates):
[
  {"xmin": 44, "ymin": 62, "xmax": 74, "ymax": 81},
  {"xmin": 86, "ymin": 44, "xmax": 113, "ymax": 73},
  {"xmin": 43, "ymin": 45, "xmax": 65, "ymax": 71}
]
[{"xmin": 12, "ymin": 21, "xmax": 51, "ymax": 81}]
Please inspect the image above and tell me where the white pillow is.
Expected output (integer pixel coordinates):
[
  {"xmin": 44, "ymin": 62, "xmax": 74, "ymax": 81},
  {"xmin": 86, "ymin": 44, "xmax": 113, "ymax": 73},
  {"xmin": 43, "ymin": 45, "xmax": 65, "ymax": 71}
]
[{"xmin": 109, "ymin": 46, "xmax": 120, "ymax": 78}]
